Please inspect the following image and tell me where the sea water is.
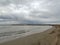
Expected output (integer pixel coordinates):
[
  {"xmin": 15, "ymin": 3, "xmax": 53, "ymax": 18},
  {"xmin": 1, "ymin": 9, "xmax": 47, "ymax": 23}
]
[{"xmin": 0, "ymin": 25, "xmax": 52, "ymax": 43}]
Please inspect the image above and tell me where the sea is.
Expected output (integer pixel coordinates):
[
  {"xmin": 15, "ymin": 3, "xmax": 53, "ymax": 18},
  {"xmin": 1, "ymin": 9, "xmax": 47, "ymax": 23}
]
[{"xmin": 0, "ymin": 25, "xmax": 52, "ymax": 43}]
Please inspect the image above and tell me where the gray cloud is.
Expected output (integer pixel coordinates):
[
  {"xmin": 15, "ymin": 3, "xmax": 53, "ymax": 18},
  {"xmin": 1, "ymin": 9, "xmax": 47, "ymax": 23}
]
[{"xmin": 0, "ymin": 0, "xmax": 60, "ymax": 24}]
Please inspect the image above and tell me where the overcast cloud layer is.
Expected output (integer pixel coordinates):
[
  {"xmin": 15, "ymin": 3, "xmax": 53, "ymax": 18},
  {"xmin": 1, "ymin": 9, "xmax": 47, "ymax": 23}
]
[{"xmin": 0, "ymin": 0, "xmax": 60, "ymax": 24}]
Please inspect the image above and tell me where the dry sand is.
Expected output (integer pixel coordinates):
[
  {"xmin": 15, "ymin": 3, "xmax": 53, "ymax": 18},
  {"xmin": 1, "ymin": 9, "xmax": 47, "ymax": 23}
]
[{"xmin": 0, "ymin": 25, "xmax": 60, "ymax": 45}]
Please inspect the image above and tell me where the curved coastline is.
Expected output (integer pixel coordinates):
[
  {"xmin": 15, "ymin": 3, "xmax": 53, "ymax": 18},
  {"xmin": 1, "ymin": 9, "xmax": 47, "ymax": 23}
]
[{"xmin": 0, "ymin": 25, "xmax": 59, "ymax": 45}]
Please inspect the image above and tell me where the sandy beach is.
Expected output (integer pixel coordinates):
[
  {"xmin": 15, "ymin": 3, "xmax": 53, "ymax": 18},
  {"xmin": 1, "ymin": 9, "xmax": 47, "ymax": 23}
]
[{"xmin": 0, "ymin": 25, "xmax": 60, "ymax": 45}]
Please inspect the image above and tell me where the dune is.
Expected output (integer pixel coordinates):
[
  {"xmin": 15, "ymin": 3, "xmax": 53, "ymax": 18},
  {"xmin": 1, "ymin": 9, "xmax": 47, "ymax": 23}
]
[{"xmin": 0, "ymin": 25, "xmax": 60, "ymax": 45}]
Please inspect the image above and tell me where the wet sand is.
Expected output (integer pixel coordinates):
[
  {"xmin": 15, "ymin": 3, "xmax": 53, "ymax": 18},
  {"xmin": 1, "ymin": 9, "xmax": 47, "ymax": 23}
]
[{"xmin": 0, "ymin": 25, "xmax": 60, "ymax": 45}]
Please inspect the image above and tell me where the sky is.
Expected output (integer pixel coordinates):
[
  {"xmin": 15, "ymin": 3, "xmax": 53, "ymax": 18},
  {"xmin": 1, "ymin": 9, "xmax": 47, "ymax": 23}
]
[{"xmin": 0, "ymin": 0, "xmax": 60, "ymax": 24}]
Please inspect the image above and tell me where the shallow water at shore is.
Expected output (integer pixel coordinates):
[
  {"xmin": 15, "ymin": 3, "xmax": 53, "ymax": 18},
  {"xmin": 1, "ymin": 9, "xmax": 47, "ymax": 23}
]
[{"xmin": 0, "ymin": 25, "xmax": 52, "ymax": 43}]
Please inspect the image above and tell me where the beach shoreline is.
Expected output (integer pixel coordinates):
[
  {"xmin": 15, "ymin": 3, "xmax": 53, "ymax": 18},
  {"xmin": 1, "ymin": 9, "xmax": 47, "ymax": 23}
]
[{"xmin": 0, "ymin": 26, "xmax": 53, "ymax": 45}]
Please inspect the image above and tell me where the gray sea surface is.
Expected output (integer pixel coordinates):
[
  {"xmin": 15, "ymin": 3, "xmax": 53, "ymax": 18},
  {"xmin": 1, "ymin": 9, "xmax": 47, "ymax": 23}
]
[{"xmin": 0, "ymin": 25, "xmax": 52, "ymax": 43}]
